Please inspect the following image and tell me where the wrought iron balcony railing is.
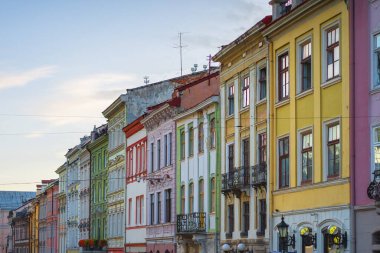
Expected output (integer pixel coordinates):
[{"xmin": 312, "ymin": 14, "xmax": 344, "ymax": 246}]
[
  {"xmin": 177, "ymin": 212, "xmax": 206, "ymax": 233},
  {"xmin": 368, "ymin": 169, "xmax": 380, "ymax": 201},
  {"xmin": 222, "ymin": 166, "xmax": 250, "ymax": 195},
  {"xmin": 252, "ymin": 163, "xmax": 267, "ymax": 190}
]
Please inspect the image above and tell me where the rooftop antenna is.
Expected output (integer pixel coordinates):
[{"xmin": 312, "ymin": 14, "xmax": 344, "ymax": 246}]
[
  {"xmin": 144, "ymin": 76, "xmax": 150, "ymax": 85},
  {"xmin": 174, "ymin": 32, "xmax": 188, "ymax": 76}
]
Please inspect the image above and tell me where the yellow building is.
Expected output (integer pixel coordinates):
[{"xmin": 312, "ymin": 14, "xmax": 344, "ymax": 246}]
[
  {"xmin": 213, "ymin": 16, "xmax": 271, "ymax": 253},
  {"xmin": 263, "ymin": 0, "xmax": 350, "ymax": 252},
  {"xmin": 30, "ymin": 194, "xmax": 39, "ymax": 253}
]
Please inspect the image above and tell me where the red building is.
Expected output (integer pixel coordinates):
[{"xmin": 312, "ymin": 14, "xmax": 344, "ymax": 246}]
[{"xmin": 37, "ymin": 180, "xmax": 59, "ymax": 253}]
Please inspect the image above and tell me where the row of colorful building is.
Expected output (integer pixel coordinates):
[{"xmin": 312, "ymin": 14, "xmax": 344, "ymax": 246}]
[{"xmin": 4, "ymin": 0, "xmax": 380, "ymax": 252}]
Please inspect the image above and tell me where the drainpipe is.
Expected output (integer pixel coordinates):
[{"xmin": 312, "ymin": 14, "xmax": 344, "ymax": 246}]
[
  {"xmin": 349, "ymin": 0, "xmax": 356, "ymax": 252},
  {"xmin": 264, "ymin": 35, "xmax": 273, "ymax": 253}
]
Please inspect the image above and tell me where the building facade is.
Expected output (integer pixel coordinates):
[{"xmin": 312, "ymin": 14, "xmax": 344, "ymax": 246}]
[
  {"xmin": 38, "ymin": 180, "xmax": 59, "ymax": 253},
  {"xmin": 353, "ymin": 0, "xmax": 380, "ymax": 252},
  {"xmin": 213, "ymin": 16, "xmax": 271, "ymax": 253},
  {"xmin": 66, "ymin": 147, "xmax": 81, "ymax": 253},
  {"xmin": 142, "ymin": 100, "xmax": 177, "ymax": 253},
  {"xmin": 79, "ymin": 137, "xmax": 91, "ymax": 241},
  {"xmin": 103, "ymin": 97, "xmax": 126, "ymax": 253},
  {"xmin": 175, "ymin": 71, "xmax": 221, "ymax": 253},
  {"xmin": 56, "ymin": 164, "xmax": 67, "ymax": 253},
  {"xmin": 88, "ymin": 124, "xmax": 108, "ymax": 241},
  {"xmin": 264, "ymin": 0, "xmax": 351, "ymax": 252},
  {"xmin": 124, "ymin": 117, "xmax": 147, "ymax": 253}
]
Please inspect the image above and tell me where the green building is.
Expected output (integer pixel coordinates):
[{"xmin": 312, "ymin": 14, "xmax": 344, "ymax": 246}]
[{"xmin": 88, "ymin": 124, "xmax": 108, "ymax": 240}]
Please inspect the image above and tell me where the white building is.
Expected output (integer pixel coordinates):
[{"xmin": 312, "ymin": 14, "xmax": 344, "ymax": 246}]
[
  {"xmin": 124, "ymin": 117, "xmax": 147, "ymax": 253},
  {"xmin": 56, "ymin": 163, "xmax": 68, "ymax": 253}
]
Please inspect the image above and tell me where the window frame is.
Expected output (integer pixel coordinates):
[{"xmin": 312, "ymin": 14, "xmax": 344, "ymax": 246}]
[
  {"xmin": 157, "ymin": 139, "xmax": 161, "ymax": 170},
  {"xmin": 372, "ymin": 125, "xmax": 380, "ymax": 178},
  {"xmin": 227, "ymin": 143, "xmax": 234, "ymax": 173},
  {"xmin": 326, "ymin": 26, "xmax": 340, "ymax": 80},
  {"xmin": 321, "ymin": 20, "xmax": 341, "ymax": 84},
  {"xmin": 258, "ymin": 66, "xmax": 267, "ymax": 101},
  {"xmin": 157, "ymin": 192, "xmax": 161, "ymax": 224},
  {"xmin": 297, "ymin": 37, "xmax": 313, "ymax": 94},
  {"xmin": 210, "ymin": 117, "xmax": 216, "ymax": 149},
  {"xmin": 211, "ymin": 177, "xmax": 216, "ymax": 213},
  {"xmin": 258, "ymin": 132, "xmax": 267, "ymax": 165},
  {"xmin": 278, "ymin": 51, "xmax": 290, "ymax": 101},
  {"xmin": 165, "ymin": 189, "xmax": 172, "ymax": 223},
  {"xmin": 322, "ymin": 119, "xmax": 341, "ymax": 181},
  {"xmin": 180, "ymin": 129, "xmax": 186, "ymax": 160},
  {"xmin": 188, "ymin": 126, "xmax": 194, "ymax": 157},
  {"xmin": 150, "ymin": 193, "xmax": 155, "ymax": 225},
  {"xmin": 278, "ymin": 136, "xmax": 290, "ymax": 189},
  {"xmin": 242, "ymin": 201, "xmax": 250, "ymax": 236},
  {"xmin": 241, "ymin": 75, "xmax": 250, "ymax": 108},
  {"xmin": 180, "ymin": 185, "xmax": 185, "ymax": 214},
  {"xmin": 298, "ymin": 129, "xmax": 313, "ymax": 185},
  {"xmin": 227, "ymin": 84, "xmax": 235, "ymax": 115},
  {"xmin": 188, "ymin": 182, "xmax": 194, "ymax": 213},
  {"xmin": 198, "ymin": 122, "xmax": 204, "ymax": 153},
  {"xmin": 372, "ymin": 32, "xmax": 380, "ymax": 89},
  {"xmin": 199, "ymin": 179, "xmax": 204, "ymax": 212}
]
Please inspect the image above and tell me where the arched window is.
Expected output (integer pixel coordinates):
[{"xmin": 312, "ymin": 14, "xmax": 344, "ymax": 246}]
[
  {"xmin": 211, "ymin": 178, "xmax": 216, "ymax": 212},
  {"xmin": 198, "ymin": 122, "xmax": 204, "ymax": 153},
  {"xmin": 210, "ymin": 118, "xmax": 216, "ymax": 149},
  {"xmin": 181, "ymin": 185, "xmax": 185, "ymax": 214},
  {"xmin": 199, "ymin": 179, "xmax": 204, "ymax": 212},
  {"xmin": 189, "ymin": 183, "xmax": 194, "ymax": 213}
]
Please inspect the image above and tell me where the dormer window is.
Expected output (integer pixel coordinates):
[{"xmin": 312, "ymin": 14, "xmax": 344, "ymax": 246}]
[{"xmin": 280, "ymin": 0, "xmax": 292, "ymax": 15}]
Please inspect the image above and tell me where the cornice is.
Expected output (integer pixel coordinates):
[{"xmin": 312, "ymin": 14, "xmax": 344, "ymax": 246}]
[
  {"xmin": 174, "ymin": 96, "xmax": 219, "ymax": 121},
  {"xmin": 102, "ymin": 95, "xmax": 126, "ymax": 119}
]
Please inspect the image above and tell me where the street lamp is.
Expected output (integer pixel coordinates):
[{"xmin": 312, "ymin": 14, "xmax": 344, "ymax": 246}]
[
  {"xmin": 221, "ymin": 243, "xmax": 252, "ymax": 253},
  {"xmin": 277, "ymin": 215, "xmax": 295, "ymax": 253}
]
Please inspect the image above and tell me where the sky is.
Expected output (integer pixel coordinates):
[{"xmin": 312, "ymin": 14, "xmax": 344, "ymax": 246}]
[{"xmin": 0, "ymin": 0, "xmax": 271, "ymax": 191}]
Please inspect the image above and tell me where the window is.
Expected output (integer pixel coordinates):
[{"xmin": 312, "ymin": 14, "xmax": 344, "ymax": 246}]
[
  {"xmin": 210, "ymin": 118, "xmax": 216, "ymax": 149},
  {"xmin": 373, "ymin": 127, "xmax": 380, "ymax": 173},
  {"xmin": 181, "ymin": 185, "xmax": 185, "ymax": 214},
  {"xmin": 168, "ymin": 132, "xmax": 172, "ymax": 165},
  {"xmin": 242, "ymin": 76, "xmax": 250, "ymax": 108},
  {"xmin": 228, "ymin": 85, "xmax": 235, "ymax": 115},
  {"xmin": 198, "ymin": 122, "xmax": 204, "ymax": 153},
  {"xmin": 258, "ymin": 199, "xmax": 266, "ymax": 236},
  {"xmin": 164, "ymin": 135, "xmax": 168, "ymax": 166},
  {"xmin": 141, "ymin": 142, "xmax": 146, "ymax": 172},
  {"xmin": 301, "ymin": 132, "xmax": 313, "ymax": 183},
  {"xmin": 374, "ymin": 33, "xmax": 380, "ymax": 87},
  {"xmin": 157, "ymin": 140, "xmax": 161, "ymax": 169},
  {"xmin": 228, "ymin": 144, "xmax": 234, "ymax": 172},
  {"xmin": 136, "ymin": 196, "xmax": 141, "ymax": 225},
  {"xmin": 150, "ymin": 194, "xmax": 154, "ymax": 225},
  {"xmin": 259, "ymin": 67, "xmax": 267, "ymax": 100},
  {"xmin": 242, "ymin": 138, "xmax": 250, "ymax": 168},
  {"xmin": 300, "ymin": 41, "xmax": 312, "ymax": 92},
  {"xmin": 327, "ymin": 123, "xmax": 340, "ymax": 178},
  {"xmin": 278, "ymin": 52, "xmax": 289, "ymax": 101},
  {"xmin": 157, "ymin": 192, "xmax": 161, "ymax": 224},
  {"xmin": 189, "ymin": 183, "xmax": 194, "ymax": 213},
  {"xmin": 242, "ymin": 202, "xmax": 249, "ymax": 236},
  {"xmin": 165, "ymin": 189, "xmax": 171, "ymax": 222},
  {"xmin": 258, "ymin": 133, "xmax": 267, "ymax": 164},
  {"xmin": 326, "ymin": 26, "xmax": 340, "ymax": 80},
  {"xmin": 199, "ymin": 179, "xmax": 204, "ymax": 212},
  {"xmin": 189, "ymin": 126, "xmax": 194, "ymax": 156},
  {"xmin": 180, "ymin": 130, "xmax": 185, "ymax": 160},
  {"xmin": 211, "ymin": 178, "xmax": 216, "ymax": 212},
  {"xmin": 227, "ymin": 204, "xmax": 234, "ymax": 235},
  {"xmin": 150, "ymin": 142, "xmax": 154, "ymax": 172},
  {"xmin": 279, "ymin": 137, "xmax": 289, "ymax": 188}
]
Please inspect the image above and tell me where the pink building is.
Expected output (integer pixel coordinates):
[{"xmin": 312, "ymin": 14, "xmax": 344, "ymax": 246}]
[
  {"xmin": 38, "ymin": 180, "xmax": 59, "ymax": 253},
  {"xmin": 351, "ymin": 1, "xmax": 380, "ymax": 252}
]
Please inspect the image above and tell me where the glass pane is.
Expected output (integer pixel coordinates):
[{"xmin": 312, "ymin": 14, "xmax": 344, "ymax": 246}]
[
  {"xmin": 375, "ymin": 146, "xmax": 380, "ymax": 170},
  {"xmin": 328, "ymin": 64, "xmax": 333, "ymax": 79},
  {"xmin": 328, "ymin": 31, "xmax": 332, "ymax": 46},
  {"xmin": 334, "ymin": 46, "xmax": 340, "ymax": 61},
  {"xmin": 336, "ymin": 125, "xmax": 340, "ymax": 140},
  {"xmin": 334, "ymin": 61, "xmax": 340, "ymax": 76},
  {"xmin": 336, "ymin": 27, "xmax": 340, "ymax": 42},
  {"xmin": 375, "ymin": 127, "xmax": 380, "ymax": 143},
  {"xmin": 335, "ymin": 143, "xmax": 341, "ymax": 159},
  {"xmin": 377, "ymin": 52, "xmax": 380, "ymax": 85},
  {"xmin": 376, "ymin": 34, "xmax": 380, "ymax": 48}
]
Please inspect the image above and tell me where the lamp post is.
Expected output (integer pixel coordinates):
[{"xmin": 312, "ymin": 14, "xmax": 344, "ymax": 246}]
[{"xmin": 277, "ymin": 216, "xmax": 295, "ymax": 253}]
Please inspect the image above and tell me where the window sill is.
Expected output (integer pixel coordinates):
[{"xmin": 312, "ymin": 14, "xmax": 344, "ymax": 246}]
[
  {"xmin": 296, "ymin": 89, "xmax": 313, "ymax": 99},
  {"xmin": 240, "ymin": 231, "xmax": 248, "ymax": 237},
  {"xmin": 370, "ymin": 86, "xmax": 380, "ymax": 95},
  {"xmin": 226, "ymin": 114, "xmax": 234, "ymax": 120},
  {"xmin": 256, "ymin": 99, "xmax": 267, "ymax": 106},
  {"xmin": 321, "ymin": 76, "xmax": 341, "ymax": 88},
  {"xmin": 275, "ymin": 99, "xmax": 290, "ymax": 108},
  {"xmin": 240, "ymin": 106, "xmax": 250, "ymax": 113}
]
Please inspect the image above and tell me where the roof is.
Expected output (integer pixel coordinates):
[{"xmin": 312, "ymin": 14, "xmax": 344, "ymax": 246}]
[{"xmin": 0, "ymin": 191, "xmax": 35, "ymax": 210}]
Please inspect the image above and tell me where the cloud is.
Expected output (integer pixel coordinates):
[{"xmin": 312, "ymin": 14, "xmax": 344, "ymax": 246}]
[
  {"xmin": 0, "ymin": 66, "xmax": 57, "ymax": 90},
  {"xmin": 38, "ymin": 73, "xmax": 139, "ymax": 126},
  {"xmin": 24, "ymin": 132, "xmax": 44, "ymax": 139}
]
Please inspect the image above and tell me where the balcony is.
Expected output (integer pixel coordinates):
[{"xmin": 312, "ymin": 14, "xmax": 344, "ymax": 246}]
[
  {"xmin": 368, "ymin": 169, "xmax": 380, "ymax": 202},
  {"xmin": 177, "ymin": 212, "xmax": 206, "ymax": 234},
  {"xmin": 222, "ymin": 167, "xmax": 250, "ymax": 197},
  {"xmin": 252, "ymin": 163, "xmax": 267, "ymax": 190}
]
